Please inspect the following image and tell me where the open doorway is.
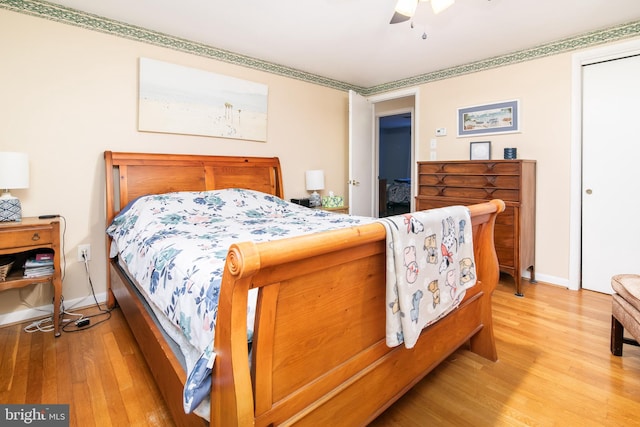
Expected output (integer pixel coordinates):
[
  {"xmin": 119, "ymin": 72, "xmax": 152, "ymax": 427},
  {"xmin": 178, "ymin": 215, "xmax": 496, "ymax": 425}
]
[
  {"xmin": 349, "ymin": 89, "xmax": 417, "ymax": 217},
  {"xmin": 378, "ymin": 113, "xmax": 412, "ymax": 217}
]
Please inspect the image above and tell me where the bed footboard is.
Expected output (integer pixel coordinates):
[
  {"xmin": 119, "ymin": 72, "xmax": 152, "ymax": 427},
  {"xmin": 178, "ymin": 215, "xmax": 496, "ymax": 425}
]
[{"xmin": 211, "ymin": 199, "xmax": 504, "ymax": 426}]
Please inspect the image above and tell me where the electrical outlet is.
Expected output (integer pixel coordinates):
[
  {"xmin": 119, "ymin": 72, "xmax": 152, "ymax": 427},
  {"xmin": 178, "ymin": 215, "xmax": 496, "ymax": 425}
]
[{"xmin": 78, "ymin": 244, "xmax": 91, "ymax": 262}]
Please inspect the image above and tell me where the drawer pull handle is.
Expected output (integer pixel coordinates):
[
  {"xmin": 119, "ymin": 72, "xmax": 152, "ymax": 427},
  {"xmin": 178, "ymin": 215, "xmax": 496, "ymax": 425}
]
[{"xmin": 32, "ymin": 233, "xmax": 40, "ymax": 241}]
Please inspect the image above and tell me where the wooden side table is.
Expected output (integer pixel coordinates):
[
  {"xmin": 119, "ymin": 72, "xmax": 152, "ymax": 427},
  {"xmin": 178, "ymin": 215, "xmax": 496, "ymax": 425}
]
[{"xmin": 0, "ymin": 218, "xmax": 62, "ymax": 336}]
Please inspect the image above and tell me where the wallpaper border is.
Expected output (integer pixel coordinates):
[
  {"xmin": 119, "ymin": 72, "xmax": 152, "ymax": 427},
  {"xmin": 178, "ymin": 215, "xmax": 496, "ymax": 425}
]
[{"xmin": 2, "ymin": 0, "xmax": 639, "ymax": 96}]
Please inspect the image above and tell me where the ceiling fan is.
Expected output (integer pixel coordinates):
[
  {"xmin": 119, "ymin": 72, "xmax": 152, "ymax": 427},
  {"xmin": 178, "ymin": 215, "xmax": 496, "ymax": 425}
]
[{"xmin": 390, "ymin": 0, "xmax": 455, "ymax": 24}]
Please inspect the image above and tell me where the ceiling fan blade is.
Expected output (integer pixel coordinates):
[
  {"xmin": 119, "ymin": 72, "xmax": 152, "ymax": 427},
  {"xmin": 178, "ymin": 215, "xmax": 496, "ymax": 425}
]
[
  {"xmin": 389, "ymin": 0, "xmax": 454, "ymax": 23},
  {"xmin": 390, "ymin": 11, "xmax": 411, "ymax": 24},
  {"xmin": 390, "ymin": 0, "xmax": 418, "ymax": 24}
]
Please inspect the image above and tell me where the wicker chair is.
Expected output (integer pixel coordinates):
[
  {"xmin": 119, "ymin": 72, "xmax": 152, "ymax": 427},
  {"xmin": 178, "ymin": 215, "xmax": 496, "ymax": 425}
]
[{"xmin": 611, "ymin": 274, "xmax": 640, "ymax": 356}]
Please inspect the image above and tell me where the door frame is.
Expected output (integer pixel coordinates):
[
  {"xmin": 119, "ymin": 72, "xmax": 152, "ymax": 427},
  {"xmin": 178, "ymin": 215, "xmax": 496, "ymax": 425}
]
[
  {"xmin": 569, "ymin": 38, "xmax": 640, "ymax": 291},
  {"xmin": 377, "ymin": 107, "xmax": 414, "ymax": 214},
  {"xmin": 369, "ymin": 87, "xmax": 420, "ymax": 213}
]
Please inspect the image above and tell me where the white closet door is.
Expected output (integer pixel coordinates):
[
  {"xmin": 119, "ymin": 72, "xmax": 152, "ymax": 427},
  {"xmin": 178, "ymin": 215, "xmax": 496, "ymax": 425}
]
[{"xmin": 582, "ymin": 55, "xmax": 640, "ymax": 293}]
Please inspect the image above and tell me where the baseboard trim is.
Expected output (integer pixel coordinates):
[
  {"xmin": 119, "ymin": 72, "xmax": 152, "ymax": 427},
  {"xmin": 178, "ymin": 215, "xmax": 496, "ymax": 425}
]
[
  {"xmin": 522, "ymin": 271, "xmax": 570, "ymax": 288},
  {"xmin": 0, "ymin": 292, "xmax": 108, "ymax": 328}
]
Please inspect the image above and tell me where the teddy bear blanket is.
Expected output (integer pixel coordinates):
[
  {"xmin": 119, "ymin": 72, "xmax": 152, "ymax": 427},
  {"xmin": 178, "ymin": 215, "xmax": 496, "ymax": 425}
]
[{"xmin": 378, "ymin": 206, "xmax": 477, "ymax": 348}]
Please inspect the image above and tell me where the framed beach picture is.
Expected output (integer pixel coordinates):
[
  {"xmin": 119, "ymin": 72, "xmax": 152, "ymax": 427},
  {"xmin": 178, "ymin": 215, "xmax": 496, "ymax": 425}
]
[
  {"xmin": 138, "ymin": 57, "xmax": 268, "ymax": 142},
  {"xmin": 457, "ymin": 100, "xmax": 519, "ymax": 137}
]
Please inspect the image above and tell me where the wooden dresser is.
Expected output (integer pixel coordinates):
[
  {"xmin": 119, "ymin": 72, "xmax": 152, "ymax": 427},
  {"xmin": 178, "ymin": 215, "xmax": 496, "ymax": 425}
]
[{"xmin": 415, "ymin": 160, "xmax": 536, "ymax": 296}]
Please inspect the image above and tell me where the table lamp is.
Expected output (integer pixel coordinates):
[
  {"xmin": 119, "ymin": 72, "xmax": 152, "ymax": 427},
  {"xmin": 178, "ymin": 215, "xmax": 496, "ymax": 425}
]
[
  {"xmin": 0, "ymin": 152, "xmax": 29, "ymax": 221},
  {"xmin": 305, "ymin": 170, "xmax": 324, "ymax": 208}
]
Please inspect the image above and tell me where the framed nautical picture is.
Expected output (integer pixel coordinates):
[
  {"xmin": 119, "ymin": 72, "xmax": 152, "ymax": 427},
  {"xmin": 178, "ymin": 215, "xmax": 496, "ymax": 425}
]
[{"xmin": 457, "ymin": 100, "xmax": 519, "ymax": 137}]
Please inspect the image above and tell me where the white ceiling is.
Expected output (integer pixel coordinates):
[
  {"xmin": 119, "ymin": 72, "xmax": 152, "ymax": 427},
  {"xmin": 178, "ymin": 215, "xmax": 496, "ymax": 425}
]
[{"xmin": 42, "ymin": 0, "xmax": 640, "ymax": 88}]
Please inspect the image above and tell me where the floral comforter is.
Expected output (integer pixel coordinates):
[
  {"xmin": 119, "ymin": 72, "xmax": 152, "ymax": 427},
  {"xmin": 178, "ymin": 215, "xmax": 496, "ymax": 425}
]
[{"xmin": 105, "ymin": 188, "xmax": 373, "ymax": 416}]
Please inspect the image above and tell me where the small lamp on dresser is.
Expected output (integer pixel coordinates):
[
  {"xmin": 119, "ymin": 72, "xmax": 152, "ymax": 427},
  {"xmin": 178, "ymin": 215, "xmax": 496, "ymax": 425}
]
[
  {"xmin": 305, "ymin": 169, "xmax": 324, "ymax": 208},
  {"xmin": 0, "ymin": 152, "xmax": 30, "ymax": 222}
]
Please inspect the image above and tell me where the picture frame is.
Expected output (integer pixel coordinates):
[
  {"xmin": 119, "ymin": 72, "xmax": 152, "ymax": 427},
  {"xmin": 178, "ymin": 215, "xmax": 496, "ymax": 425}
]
[
  {"xmin": 470, "ymin": 141, "xmax": 491, "ymax": 160},
  {"xmin": 138, "ymin": 57, "xmax": 269, "ymax": 142},
  {"xmin": 457, "ymin": 99, "xmax": 519, "ymax": 137}
]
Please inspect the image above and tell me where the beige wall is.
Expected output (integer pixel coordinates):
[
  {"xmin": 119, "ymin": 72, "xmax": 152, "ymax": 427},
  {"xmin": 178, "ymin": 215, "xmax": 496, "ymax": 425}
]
[
  {"xmin": 376, "ymin": 97, "xmax": 415, "ymax": 114},
  {"xmin": 0, "ymin": 10, "xmax": 349, "ymax": 319},
  {"xmin": 417, "ymin": 54, "xmax": 573, "ymax": 283},
  {"xmin": 2, "ymin": 7, "xmax": 639, "ymax": 323}
]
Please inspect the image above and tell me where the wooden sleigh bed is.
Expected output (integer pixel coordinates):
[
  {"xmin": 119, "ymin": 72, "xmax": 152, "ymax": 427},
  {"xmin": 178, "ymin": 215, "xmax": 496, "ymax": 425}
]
[{"xmin": 104, "ymin": 151, "xmax": 504, "ymax": 427}]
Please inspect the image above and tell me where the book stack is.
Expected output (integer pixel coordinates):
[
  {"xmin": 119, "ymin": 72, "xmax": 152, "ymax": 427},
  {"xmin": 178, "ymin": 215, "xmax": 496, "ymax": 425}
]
[{"xmin": 23, "ymin": 252, "xmax": 54, "ymax": 278}]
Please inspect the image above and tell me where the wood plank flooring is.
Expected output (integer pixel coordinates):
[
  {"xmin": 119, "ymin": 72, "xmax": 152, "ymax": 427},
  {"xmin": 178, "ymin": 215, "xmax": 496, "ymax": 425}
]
[
  {"xmin": 1, "ymin": 277, "xmax": 638, "ymax": 426},
  {"xmin": 0, "ymin": 306, "xmax": 175, "ymax": 426},
  {"xmin": 371, "ymin": 278, "xmax": 640, "ymax": 426}
]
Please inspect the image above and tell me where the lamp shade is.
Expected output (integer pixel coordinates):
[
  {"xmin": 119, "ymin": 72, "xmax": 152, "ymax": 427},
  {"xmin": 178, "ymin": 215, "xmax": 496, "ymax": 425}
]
[
  {"xmin": 305, "ymin": 170, "xmax": 325, "ymax": 191},
  {"xmin": 0, "ymin": 152, "xmax": 29, "ymax": 190}
]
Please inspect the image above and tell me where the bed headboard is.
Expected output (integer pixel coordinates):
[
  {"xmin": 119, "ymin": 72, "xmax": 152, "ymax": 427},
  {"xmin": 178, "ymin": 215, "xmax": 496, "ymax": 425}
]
[{"xmin": 104, "ymin": 151, "xmax": 284, "ymax": 225}]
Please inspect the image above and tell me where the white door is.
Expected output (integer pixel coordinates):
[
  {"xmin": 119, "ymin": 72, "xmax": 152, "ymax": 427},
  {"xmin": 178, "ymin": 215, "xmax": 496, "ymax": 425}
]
[
  {"xmin": 348, "ymin": 90, "xmax": 374, "ymax": 217},
  {"xmin": 582, "ymin": 55, "xmax": 640, "ymax": 294}
]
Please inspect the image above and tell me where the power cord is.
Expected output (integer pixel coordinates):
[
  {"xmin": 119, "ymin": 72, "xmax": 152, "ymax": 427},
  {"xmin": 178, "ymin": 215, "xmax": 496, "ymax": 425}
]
[
  {"xmin": 23, "ymin": 301, "xmax": 83, "ymax": 333},
  {"xmin": 23, "ymin": 233, "xmax": 114, "ymax": 334},
  {"xmin": 22, "ymin": 214, "xmax": 116, "ymax": 334},
  {"xmin": 61, "ymin": 251, "xmax": 113, "ymax": 333}
]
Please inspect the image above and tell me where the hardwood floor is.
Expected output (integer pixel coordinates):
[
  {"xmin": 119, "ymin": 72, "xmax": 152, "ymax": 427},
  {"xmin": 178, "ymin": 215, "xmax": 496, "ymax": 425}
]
[
  {"xmin": 371, "ymin": 277, "xmax": 640, "ymax": 427},
  {"xmin": 0, "ymin": 306, "xmax": 175, "ymax": 427},
  {"xmin": 1, "ymin": 277, "xmax": 638, "ymax": 426}
]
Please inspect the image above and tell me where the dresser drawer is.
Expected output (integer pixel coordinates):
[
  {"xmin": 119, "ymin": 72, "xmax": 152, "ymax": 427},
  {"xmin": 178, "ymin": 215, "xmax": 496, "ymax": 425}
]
[
  {"xmin": 496, "ymin": 247, "xmax": 515, "ymax": 267},
  {"xmin": 418, "ymin": 186, "xmax": 521, "ymax": 202},
  {"xmin": 495, "ymin": 225, "xmax": 515, "ymax": 248},
  {"xmin": 495, "ymin": 206, "xmax": 514, "ymax": 225},
  {"xmin": 417, "ymin": 160, "xmax": 535, "ymax": 296},
  {"xmin": 419, "ymin": 174, "xmax": 520, "ymax": 188},
  {"xmin": 415, "ymin": 197, "xmax": 477, "ymax": 211},
  {"xmin": 0, "ymin": 226, "xmax": 53, "ymax": 249},
  {"xmin": 419, "ymin": 162, "xmax": 522, "ymax": 175}
]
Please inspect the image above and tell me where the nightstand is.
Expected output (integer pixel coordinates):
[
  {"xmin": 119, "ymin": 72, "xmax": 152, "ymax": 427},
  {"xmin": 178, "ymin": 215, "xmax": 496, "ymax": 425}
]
[
  {"xmin": 318, "ymin": 206, "xmax": 349, "ymax": 214},
  {"xmin": 0, "ymin": 218, "xmax": 62, "ymax": 337}
]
